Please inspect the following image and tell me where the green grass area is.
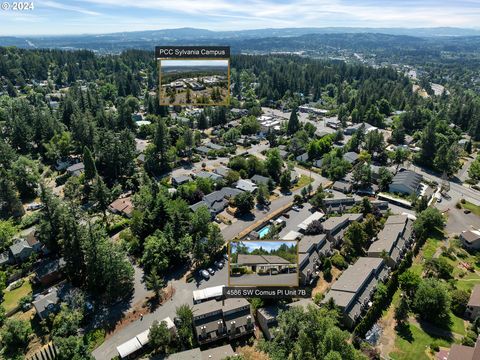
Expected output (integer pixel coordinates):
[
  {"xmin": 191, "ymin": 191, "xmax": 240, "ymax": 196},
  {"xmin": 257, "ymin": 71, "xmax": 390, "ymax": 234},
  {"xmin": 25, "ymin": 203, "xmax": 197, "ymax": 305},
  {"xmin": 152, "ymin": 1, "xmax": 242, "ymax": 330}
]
[
  {"xmin": 293, "ymin": 174, "xmax": 313, "ymax": 190},
  {"xmin": 461, "ymin": 201, "xmax": 480, "ymax": 217},
  {"xmin": 449, "ymin": 312, "xmax": 466, "ymax": 336},
  {"xmin": 390, "ymin": 322, "xmax": 452, "ymax": 360},
  {"xmin": 2, "ymin": 279, "xmax": 32, "ymax": 313},
  {"xmin": 421, "ymin": 237, "xmax": 442, "ymax": 261}
]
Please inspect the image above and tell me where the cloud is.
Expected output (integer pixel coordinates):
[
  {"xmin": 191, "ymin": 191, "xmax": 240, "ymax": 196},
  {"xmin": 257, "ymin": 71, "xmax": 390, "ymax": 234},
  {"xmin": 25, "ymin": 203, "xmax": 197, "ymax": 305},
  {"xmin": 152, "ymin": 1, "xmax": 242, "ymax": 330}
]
[{"xmin": 39, "ymin": 0, "xmax": 101, "ymax": 16}]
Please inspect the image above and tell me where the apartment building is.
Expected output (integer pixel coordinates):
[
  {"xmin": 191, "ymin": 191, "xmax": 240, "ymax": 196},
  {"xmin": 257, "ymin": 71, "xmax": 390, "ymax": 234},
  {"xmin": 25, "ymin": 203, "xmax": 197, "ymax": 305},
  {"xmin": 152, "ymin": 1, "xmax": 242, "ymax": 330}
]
[
  {"xmin": 298, "ymin": 234, "xmax": 328, "ymax": 286},
  {"xmin": 322, "ymin": 257, "xmax": 388, "ymax": 328},
  {"xmin": 322, "ymin": 213, "xmax": 363, "ymax": 247},
  {"xmin": 192, "ymin": 298, "xmax": 253, "ymax": 345},
  {"xmin": 367, "ymin": 214, "xmax": 414, "ymax": 268}
]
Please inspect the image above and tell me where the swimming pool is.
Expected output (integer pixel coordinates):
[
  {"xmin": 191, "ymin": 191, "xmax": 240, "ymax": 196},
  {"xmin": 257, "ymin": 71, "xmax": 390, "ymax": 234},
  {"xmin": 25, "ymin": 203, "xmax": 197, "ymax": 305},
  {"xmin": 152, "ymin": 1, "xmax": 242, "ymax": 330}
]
[{"xmin": 258, "ymin": 225, "xmax": 270, "ymax": 239}]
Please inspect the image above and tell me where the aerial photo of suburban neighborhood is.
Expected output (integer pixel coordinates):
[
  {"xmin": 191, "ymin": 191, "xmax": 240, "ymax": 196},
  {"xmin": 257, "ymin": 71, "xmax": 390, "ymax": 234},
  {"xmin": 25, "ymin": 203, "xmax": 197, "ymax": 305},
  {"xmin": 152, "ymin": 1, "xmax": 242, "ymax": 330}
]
[
  {"xmin": 1, "ymin": 1, "xmax": 480, "ymax": 360},
  {"xmin": 160, "ymin": 60, "xmax": 229, "ymax": 106}
]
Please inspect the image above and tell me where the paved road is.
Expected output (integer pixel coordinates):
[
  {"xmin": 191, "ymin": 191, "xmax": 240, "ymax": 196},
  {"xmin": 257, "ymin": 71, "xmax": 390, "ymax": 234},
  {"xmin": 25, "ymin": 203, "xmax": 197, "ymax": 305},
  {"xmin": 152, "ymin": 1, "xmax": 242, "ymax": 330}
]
[{"xmin": 92, "ymin": 264, "xmax": 229, "ymax": 360}]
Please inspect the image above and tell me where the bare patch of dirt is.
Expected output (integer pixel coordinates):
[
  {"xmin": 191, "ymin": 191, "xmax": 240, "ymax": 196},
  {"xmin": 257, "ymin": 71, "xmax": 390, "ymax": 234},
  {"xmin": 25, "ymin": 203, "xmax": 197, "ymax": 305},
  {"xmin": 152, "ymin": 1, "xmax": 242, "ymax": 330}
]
[
  {"xmin": 376, "ymin": 304, "xmax": 398, "ymax": 357},
  {"xmin": 236, "ymin": 345, "xmax": 271, "ymax": 360},
  {"xmin": 312, "ymin": 267, "xmax": 342, "ymax": 297}
]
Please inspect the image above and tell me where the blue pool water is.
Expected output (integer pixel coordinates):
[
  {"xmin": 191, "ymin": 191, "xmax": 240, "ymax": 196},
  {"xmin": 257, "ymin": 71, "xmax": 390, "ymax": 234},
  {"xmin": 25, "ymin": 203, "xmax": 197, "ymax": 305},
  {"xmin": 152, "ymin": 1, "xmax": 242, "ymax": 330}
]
[{"xmin": 258, "ymin": 225, "xmax": 270, "ymax": 239}]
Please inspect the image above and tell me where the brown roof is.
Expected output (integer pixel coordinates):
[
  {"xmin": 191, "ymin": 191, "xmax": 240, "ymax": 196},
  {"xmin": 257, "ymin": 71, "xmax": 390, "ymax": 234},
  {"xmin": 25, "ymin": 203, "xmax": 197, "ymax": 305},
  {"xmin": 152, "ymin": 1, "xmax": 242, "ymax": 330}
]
[
  {"xmin": 461, "ymin": 230, "xmax": 480, "ymax": 244},
  {"xmin": 109, "ymin": 196, "xmax": 134, "ymax": 216},
  {"xmin": 468, "ymin": 284, "xmax": 480, "ymax": 308},
  {"xmin": 447, "ymin": 344, "xmax": 475, "ymax": 360},
  {"xmin": 236, "ymin": 254, "xmax": 292, "ymax": 265}
]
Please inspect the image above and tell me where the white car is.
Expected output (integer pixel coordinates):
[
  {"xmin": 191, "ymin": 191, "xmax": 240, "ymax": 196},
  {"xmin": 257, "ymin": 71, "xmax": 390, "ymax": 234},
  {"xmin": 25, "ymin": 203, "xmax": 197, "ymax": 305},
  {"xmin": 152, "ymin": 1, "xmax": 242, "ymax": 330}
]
[
  {"xmin": 27, "ymin": 203, "xmax": 43, "ymax": 211},
  {"xmin": 199, "ymin": 270, "xmax": 210, "ymax": 280}
]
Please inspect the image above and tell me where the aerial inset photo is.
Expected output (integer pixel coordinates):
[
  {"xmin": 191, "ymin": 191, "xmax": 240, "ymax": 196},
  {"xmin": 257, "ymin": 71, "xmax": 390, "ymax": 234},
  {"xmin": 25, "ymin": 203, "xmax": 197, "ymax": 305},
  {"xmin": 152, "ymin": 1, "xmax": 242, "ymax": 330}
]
[
  {"xmin": 159, "ymin": 59, "xmax": 229, "ymax": 105},
  {"xmin": 229, "ymin": 241, "xmax": 298, "ymax": 287}
]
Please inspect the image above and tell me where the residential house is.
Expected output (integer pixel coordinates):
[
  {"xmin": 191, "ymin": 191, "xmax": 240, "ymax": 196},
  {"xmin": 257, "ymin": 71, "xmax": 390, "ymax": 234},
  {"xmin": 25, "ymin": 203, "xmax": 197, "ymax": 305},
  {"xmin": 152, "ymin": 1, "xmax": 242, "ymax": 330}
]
[
  {"xmin": 322, "ymin": 257, "xmax": 388, "ymax": 328},
  {"xmin": 389, "ymin": 169, "xmax": 423, "ymax": 195},
  {"xmin": 189, "ymin": 187, "xmax": 242, "ymax": 216},
  {"xmin": 230, "ymin": 108, "xmax": 248, "ymax": 119},
  {"xmin": 195, "ymin": 146, "xmax": 211, "ymax": 156},
  {"xmin": 206, "ymin": 142, "xmax": 225, "ymax": 151},
  {"xmin": 66, "ymin": 162, "xmax": 85, "ymax": 177},
  {"xmin": 323, "ymin": 197, "xmax": 356, "ymax": 214},
  {"xmin": 192, "ymin": 298, "xmax": 253, "ymax": 345},
  {"xmin": 460, "ymin": 229, "xmax": 480, "ymax": 250},
  {"xmin": 313, "ymin": 159, "xmax": 324, "ymax": 168},
  {"xmin": 34, "ymin": 258, "xmax": 66, "ymax": 286},
  {"xmin": 447, "ymin": 336, "xmax": 480, "ymax": 360},
  {"xmin": 332, "ymin": 180, "xmax": 353, "ymax": 194},
  {"xmin": 250, "ymin": 174, "xmax": 271, "ymax": 187},
  {"xmin": 236, "ymin": 179, "xmax": 258, "ymax": 193},
  {"xmin": 367, "ymin": 214, "xmax": 413, "ymax": 268},
  {"xmin": 171, "ymin": 175, "xmax": 191, "ymax": 187},
  {"xmin": 33, "ymin": 284, "xmax": 70, "ymax": 320},
  {"xmin": 296, "ymin": 152, "xmax": 309, "ymax": 163},
  {"xmin": 214, "ymin": 166, "xmax": 231, "ymax": 178},
  {"xmin": 195, "ymin": 171, "xmax": 223, "ymax": 182},
  {"xmin": 234, "ymin": 254, "xmax": 294, "ymax": 275},
  {"xmin": 108, "ymin": 195, "xmax": 134, "ymax": 218},
  {"xmin": 9, "ymin": 235, "xmax": 42, "ymax": 263},
  {"xmin": 344, "ymin": 122, "xmax": 377, "ymax": 135},
  {"xmin": 343, "ymin": 152, "xmax": 359, "ymax": 165},
  {"xmin": 465, "ymin": 284, "xmax": 480, "ymax": 320},
  {"xmin": 326, "ymin": 118, "xmax": 341, "ymax": 129}
]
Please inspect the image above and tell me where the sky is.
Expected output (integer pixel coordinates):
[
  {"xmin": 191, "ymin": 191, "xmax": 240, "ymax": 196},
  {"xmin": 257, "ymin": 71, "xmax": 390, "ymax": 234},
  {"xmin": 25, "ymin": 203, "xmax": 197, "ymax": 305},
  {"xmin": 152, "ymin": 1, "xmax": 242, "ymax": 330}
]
[
  {"xmin": 162, "ymin": 60, "xmax": 228, "ymax": 67},
  {"xmin": 0, "ymin": 0, "xmax": 480, "ymax": 36},
  {"xmin": 233, "ymin": 241, "xmax": 297, "ymax": 253}
]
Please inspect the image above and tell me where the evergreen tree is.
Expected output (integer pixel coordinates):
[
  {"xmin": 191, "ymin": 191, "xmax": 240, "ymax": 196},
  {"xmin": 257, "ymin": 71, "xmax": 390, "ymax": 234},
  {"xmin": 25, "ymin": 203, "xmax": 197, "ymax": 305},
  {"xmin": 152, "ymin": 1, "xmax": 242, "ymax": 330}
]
[
  {"xmin": 0, "ymin": 171, "xmax": 24, "ymax": 219},
  {"xmin": 287, "ymin": 107, "xmax": 300, "ymax": 135},
  {"xmin": 83, "ymin": 147, "xmax": 97, "ymax": 181}
]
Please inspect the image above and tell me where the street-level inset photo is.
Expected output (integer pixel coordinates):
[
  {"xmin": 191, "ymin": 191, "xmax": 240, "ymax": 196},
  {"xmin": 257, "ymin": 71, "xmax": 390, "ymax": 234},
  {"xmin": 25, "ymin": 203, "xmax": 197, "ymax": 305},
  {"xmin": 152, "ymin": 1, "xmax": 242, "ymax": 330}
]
[
  {"xmin": 159, "ymin": 59, "xmax": 229, "ymax": 106},
  {"xmin": 229, "ymin": 240, "xmax": 298, "ymax": 287}
]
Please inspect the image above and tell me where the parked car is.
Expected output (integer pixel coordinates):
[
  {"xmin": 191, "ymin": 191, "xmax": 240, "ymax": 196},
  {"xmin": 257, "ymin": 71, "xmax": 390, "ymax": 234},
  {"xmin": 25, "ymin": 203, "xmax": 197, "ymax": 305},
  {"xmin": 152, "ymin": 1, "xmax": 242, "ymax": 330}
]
[
  {"xmin": 199, "ymin": 270, "xmax": 210, "ymax": 280},
  {"xmin": 214, "ymin": 261, "xmax": 224, "ymax": 269},
  {"xmin": 223, "ymin": 254, "xmax": 229, "ymax": 261},
  {"xmin": 207, "ymin": 268, "xmax": 215, "ymax": 275},
  {"xmin": 464, "ymin": 209, "xmax": 472, "ymax": 214},
  {"xmin": 271, "ymin": 269, "xmax": 279, "ymax": 275},
  {"xmin": 27, "ymin": 203, "xmax": 44, "ymax": 211},
  {"xmin": 292, "ymin": 205, "xmax": 300, "ymax": 212}
]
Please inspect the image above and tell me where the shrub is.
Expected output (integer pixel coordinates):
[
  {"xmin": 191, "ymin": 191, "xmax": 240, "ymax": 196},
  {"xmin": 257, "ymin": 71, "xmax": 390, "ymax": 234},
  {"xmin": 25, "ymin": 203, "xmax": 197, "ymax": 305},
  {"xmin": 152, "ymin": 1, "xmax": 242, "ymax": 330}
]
[{"xmin": 331, "ymin": 253, "xmax": 348, "ymax": 270}]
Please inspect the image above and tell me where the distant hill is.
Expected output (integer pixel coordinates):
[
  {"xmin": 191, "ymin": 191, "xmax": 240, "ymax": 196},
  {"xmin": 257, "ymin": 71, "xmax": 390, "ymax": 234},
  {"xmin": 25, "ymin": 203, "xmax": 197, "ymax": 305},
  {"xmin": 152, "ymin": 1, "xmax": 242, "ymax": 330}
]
[{"xmin": 1, "ymin": 26, "xmax": 479, "ymax": 52}]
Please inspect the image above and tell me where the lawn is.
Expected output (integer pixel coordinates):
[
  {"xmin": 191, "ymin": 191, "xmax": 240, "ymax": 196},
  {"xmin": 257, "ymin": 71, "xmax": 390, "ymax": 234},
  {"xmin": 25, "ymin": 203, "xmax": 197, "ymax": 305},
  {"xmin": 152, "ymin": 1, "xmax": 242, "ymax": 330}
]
[
  {"xmin": 461, "ymin": 201, "xmax": 480, "ymax": 217},
  {"xmin": 390, "ymin": 322, "xmax": 452, "ymax": 360},
  {"xmin": 449, "ymin": 312, "xmax": 466, "ymax": 336},
  {"xmin": 293, "ymin": 174, "xmax": 313, "ymax": 190},
  {"xmin": 421, "ymin": 237, "xmax": 442, "ymax": 261},
  {"xmin": 2, "ymin": 278, "xmax": 32, "ymax": 313}
]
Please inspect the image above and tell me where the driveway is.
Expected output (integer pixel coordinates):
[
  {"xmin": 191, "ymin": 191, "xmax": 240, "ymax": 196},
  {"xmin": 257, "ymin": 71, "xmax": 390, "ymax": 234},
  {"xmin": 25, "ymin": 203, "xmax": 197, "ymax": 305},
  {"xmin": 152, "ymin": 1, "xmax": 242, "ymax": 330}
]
[{"xmin": 92, "ymin": 263, "xmax": 229, "ymax": 360}]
